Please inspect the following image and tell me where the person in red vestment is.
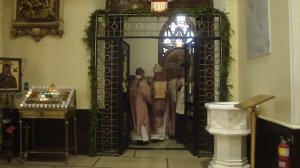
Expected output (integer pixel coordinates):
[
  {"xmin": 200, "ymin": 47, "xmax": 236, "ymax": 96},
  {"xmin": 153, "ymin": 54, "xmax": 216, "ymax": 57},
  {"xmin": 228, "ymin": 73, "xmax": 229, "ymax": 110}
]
[{"xmin": 129, "ymin": 67, "xmax": 152, "ymax": 144}]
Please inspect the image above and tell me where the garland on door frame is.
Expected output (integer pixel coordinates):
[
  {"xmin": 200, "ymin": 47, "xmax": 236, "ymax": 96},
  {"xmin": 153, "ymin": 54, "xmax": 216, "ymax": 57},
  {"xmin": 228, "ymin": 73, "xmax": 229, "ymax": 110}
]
[{"xmin": 84, "ymin": 6, "xmax": 233, "ymax": 156}]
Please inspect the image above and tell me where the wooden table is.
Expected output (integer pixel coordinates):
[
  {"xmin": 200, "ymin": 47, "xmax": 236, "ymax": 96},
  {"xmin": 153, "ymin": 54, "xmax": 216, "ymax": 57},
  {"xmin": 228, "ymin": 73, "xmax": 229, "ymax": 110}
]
[{"xmin": 18, "ymin": 108, "xmax": 77, "ymax": 164}]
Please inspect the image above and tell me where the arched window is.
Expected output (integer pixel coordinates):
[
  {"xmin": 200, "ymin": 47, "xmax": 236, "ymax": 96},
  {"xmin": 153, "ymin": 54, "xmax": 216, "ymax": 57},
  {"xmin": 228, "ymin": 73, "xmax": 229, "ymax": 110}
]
[
  {"xmin": 158, "ymin": 16, "xmax": 196, "ymax": 79},
  {"xmin": 158, "ymin": 16, "xmax": 196, "ymax": 64}
]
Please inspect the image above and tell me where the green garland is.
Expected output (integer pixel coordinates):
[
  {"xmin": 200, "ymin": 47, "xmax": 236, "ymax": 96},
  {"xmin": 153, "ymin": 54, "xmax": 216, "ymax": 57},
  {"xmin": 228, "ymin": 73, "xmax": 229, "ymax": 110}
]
[
  {"xmin": 84, "ymin": 11, "xmax": 98, "ymax": 156},
  {"xmin": 84, "ymin": 6, "xmax": 232, "ymax": 156}
]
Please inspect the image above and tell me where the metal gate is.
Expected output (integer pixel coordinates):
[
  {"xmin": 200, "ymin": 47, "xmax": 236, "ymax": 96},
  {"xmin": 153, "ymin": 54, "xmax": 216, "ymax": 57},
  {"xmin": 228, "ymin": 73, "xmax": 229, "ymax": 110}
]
[{"xmin": 95, "ymin": 14, "xmax": 223, "ymax": 156}]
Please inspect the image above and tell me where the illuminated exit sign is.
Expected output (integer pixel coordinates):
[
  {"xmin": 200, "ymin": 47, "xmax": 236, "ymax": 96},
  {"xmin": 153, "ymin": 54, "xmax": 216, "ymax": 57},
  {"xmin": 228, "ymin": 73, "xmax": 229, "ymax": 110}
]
[{"xmin": 151, "ymin": 0, "xmax": 168, "ymax": 12}]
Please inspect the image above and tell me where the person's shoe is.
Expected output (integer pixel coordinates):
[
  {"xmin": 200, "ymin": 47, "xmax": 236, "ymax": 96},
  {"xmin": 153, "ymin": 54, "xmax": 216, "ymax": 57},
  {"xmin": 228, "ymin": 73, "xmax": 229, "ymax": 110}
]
[
  {"xmin": 136, "ymin": 141, "xmax": 143, "ymax": 145},
  {"xmin": 136, "ymin": 141, "xmax": 149, "ymax": 145},
  {"xmin": 169, "ymin": 135, "xmax": 175, "ymax": 139},
  {"xmin": 176, "ymin": 139, "xmax": 184, "ymax": 144},
  {"xmin": 142, "ymin": 141, "xmax": 150, "ymax": 145},
  {"xmin": 150, "ymin": 139, "xmax": 159, "ymax": 143}
]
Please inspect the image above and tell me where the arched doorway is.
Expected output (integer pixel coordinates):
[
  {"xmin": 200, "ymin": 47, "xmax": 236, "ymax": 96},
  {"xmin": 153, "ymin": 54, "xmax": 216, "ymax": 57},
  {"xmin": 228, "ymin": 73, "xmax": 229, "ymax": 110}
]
[
  {"xmin": 94, "ymin": 13, "xmax": 223, "ymax": 156},
  {"xmin": 163, "ymin": 47, "xmax": 185, "ymax": 80},
  {"xmin": 158, "ymin": 16, "xmax": 195, "ymax": 80}
]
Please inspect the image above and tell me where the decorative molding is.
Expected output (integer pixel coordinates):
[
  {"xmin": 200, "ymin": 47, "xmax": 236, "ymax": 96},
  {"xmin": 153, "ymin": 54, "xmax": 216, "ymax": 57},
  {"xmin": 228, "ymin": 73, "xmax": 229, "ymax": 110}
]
[
  {"xmin": 211, "ymin": 111, "xmax": 248, "ymax": 129},
  {"xmin": 11, "ymin": 0, "xmax": 64, "ymax": 41},
  {"xmin": 258, "ymin": 115, "xmax": 300, "ymax": 129},
  {"xmin": 206, "ymin": 102, "xmax": 250, "ymax": 135},
  {"xmin": 106, "ymin": 0, "xmax": 211, "ymax": 10}
]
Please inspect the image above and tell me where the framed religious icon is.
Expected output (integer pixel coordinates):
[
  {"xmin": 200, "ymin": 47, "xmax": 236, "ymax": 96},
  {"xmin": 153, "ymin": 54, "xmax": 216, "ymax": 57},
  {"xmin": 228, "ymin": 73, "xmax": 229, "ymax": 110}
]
[
  {"xmin": 11, "ymin": 0, "xmax": 64, "ymax": 41},
  {"xmin": 0, "ymin": 57, "xmax": 22, "ymax": 93}
]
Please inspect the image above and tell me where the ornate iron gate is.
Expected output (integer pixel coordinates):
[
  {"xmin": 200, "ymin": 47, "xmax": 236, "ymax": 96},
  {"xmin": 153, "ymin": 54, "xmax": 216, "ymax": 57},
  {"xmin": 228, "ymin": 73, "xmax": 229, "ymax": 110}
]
[
  {"xmin": 95, "ymin": 39, "xmax": 128, "ymax": 154},
  {"xmin": 95, "ymin": 14, "xmax": 223, "ymax": 156},
  {"xmin": 95, "ymin": 16, "xmax": 130, "ymax": 154},
  {"xmin": 185, "ymin": 15, "xmax": 223, "ymax": 156}
]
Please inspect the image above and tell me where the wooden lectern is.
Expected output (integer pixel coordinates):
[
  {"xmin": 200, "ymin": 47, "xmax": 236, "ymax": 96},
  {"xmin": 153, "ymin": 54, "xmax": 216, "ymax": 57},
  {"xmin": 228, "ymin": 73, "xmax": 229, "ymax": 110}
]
[{"xmin": 235, "ymin": 95, "xmax": 275, "ymax": 168}]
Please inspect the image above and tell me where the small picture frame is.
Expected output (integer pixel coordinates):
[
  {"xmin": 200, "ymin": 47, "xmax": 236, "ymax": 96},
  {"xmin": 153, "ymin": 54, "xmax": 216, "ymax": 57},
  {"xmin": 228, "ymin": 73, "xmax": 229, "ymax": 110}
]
[
  {"xmin": 0, "ymin": 57, "xmax": 22, "ymax": 92},
  {"xmin": 11, "ymin": 0, "xmax": 64, "ymax": 41}
]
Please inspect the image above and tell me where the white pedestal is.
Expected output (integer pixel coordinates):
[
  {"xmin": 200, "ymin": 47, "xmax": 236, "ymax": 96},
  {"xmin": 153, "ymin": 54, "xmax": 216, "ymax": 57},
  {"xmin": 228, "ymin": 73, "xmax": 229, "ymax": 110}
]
[{"xmin": 205, "ymin": 102, "xmax": 250, "ymax": 168}]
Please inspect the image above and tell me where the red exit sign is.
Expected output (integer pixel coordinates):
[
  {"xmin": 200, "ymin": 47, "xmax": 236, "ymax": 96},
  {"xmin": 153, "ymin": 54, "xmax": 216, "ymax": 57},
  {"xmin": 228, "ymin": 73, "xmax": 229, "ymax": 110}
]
[{"xmin": 151, "ymin": 1, "xmax": 168, "ymax": 12}]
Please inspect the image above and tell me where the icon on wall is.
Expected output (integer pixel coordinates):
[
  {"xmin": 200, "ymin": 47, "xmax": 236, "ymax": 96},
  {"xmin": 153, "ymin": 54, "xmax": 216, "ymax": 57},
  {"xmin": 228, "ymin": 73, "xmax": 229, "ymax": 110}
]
[
  {"xmin": 0, "ymin": 57, "xmax": 22, "ymax": 92},
  {"xmin": 11, "ymin": 0, "xmax": 64, "ymax": 41}
]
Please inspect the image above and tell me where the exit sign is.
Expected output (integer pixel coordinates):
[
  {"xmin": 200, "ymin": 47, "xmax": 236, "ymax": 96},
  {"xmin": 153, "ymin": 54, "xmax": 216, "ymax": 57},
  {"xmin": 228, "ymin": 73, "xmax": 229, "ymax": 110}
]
[{"xmin": 151, "ymin": 1, "xmax": 168, "ymax": 12}]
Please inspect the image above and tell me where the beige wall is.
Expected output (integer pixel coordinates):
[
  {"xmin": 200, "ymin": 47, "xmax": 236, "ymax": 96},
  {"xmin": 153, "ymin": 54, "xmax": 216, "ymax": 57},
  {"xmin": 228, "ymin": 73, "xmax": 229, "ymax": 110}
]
[
  {"xmin": 125, "ymin": 38, "xmax": 158, "ymax": 76},
  {"xmin": 0, "ymin": 0, "xmax": 3, "ymax": 56},
  {"xmin": 238, "ymin": 0, "xmax": 291, "ymax": 123},
  {"xmin": 2, "ymin": 0, "xmax": 105, "ymax": 109},
  {"xmin": 227, "ymin": 0, "xmax": 239, "ymax": 102}
]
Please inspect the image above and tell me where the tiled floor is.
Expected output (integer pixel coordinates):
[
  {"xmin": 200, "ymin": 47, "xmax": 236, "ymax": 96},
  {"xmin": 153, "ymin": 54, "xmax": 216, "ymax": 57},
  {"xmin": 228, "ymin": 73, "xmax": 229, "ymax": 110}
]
[
  {"xmin": 0, "ymin": 150, "xmax": 211, "ymax": 168},
  {"xmin": 129, "ymin": 138, "xmax": 185, "ymax": 149}
]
